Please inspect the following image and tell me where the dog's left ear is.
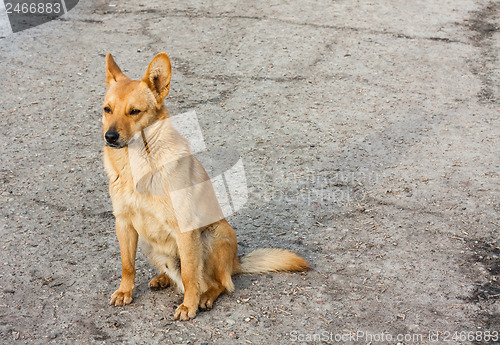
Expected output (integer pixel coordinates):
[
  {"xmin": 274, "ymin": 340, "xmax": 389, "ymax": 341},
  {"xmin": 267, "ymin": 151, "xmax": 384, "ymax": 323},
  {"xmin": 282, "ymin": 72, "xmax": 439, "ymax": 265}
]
[{"xmin": 142, "ymin": 52, "xmax": 172, "ymax": 105}]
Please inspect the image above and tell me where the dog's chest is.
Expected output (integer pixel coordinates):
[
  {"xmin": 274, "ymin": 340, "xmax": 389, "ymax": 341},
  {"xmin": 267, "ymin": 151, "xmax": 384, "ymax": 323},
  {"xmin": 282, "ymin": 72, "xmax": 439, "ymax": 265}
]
[
  {"xmin": 130, "ymin": 202, "xmax": 172, "ymax": 240},
  {"xmin": 104, "ymin": 148, "xmax": 179, "ymax": 243},
  {"xmin": 120, "ymin": 185, "xmax": 180, "ymax": 243}
]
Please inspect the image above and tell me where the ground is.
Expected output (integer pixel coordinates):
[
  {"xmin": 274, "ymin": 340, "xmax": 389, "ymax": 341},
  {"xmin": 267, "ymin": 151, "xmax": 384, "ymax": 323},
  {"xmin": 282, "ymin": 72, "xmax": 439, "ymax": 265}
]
[{"xmin": 0, "ymin": 0, "xmax": 499, "ymax": 344}]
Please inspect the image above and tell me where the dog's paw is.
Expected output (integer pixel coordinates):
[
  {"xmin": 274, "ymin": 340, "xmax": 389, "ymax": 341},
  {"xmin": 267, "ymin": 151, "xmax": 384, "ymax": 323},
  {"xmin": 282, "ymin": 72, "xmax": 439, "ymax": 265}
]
[
  {"xmin": 174, "ymin": 303, "xmax": 197, "ymax": 321},
  {"xmin": 110, "ymin": 289, "xmax": 133, "ymax": 306},
  {"xmin": 199, "ymin": 294, "xmax": 214, "ymax": 310},
  {"xmin": 149, "ymin": 274, "xmax": 170, "ymax": 290}
]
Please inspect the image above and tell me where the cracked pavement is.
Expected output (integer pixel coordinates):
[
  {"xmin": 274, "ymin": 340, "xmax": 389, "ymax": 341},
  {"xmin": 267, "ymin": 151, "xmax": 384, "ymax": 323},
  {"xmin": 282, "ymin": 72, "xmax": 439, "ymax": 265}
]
[{"xmin": 0, "ymin": 0, "xmax": 499, "ymax": 344}]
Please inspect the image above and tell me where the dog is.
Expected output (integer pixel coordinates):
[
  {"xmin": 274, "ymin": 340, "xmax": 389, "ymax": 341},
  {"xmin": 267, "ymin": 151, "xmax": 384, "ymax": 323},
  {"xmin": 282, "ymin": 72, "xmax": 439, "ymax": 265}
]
[{"xmin": 102, "ymin": 52, "xmax": 309, "ymax": 320}]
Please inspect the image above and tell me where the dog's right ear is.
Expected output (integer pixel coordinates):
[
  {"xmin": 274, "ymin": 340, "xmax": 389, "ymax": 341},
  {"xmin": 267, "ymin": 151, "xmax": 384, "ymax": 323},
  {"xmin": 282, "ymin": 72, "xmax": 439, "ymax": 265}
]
[{"xmin": 106, "ymin": 53, "xmax": 128, "ymax": 86}]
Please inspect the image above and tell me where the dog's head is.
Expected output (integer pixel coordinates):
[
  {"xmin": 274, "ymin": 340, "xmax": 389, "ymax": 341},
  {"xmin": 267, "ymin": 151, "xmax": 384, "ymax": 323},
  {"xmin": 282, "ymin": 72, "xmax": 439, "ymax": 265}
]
[{"xmin": 102, "ymin": 53, "xmax": 171, "ymax": 148}]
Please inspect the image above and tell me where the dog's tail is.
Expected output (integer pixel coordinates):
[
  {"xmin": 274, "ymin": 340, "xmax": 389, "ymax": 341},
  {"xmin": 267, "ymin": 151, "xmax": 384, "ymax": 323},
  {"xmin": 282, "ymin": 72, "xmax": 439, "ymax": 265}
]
[{"xmin": 234, "ymin": 248, "xmax": 309, "ymax": 274}]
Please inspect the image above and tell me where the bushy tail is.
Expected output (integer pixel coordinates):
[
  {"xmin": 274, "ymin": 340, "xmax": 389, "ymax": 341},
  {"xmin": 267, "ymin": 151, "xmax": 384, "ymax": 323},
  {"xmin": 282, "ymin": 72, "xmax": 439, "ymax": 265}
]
[{"xmin": 234, "ymin": 248, "xmax": 310, "ymax": 274}]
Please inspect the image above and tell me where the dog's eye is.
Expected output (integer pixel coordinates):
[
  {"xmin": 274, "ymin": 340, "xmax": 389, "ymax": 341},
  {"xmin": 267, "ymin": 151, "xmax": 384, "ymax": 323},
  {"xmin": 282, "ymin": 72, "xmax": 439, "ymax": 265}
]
[
  {"xmin": 130, "ymin": 109, "xmax": 141, "ymax": 115},
  {"xmin": 103, "ymin": 106, "xmax": 112, "ymax": 114}
]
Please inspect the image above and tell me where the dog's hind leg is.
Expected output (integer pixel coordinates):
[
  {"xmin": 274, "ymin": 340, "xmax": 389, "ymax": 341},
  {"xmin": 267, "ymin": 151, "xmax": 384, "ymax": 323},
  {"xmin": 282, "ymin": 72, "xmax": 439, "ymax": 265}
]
[
  {"xmin": 199, "ymin": 283, "xmax": 225, "ymax": 310},
  {"xmin": 199, "ymin": 223, "xmax": 237, "ymax": 310},
  {"xmin": 149, "ymin": 273, "xmax": 170, "ymax": 289}
]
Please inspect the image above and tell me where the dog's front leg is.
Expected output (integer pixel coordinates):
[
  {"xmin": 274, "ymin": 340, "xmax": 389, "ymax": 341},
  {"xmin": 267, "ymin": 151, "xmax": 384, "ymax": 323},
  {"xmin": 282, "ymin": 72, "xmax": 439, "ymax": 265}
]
[
  {"xmin": 110, "ymin": 218, "xmax": 138, "ymax": 306},
  {"xmin": 174, "ymin": 231, "xmax": 202, "ymax": 320}
]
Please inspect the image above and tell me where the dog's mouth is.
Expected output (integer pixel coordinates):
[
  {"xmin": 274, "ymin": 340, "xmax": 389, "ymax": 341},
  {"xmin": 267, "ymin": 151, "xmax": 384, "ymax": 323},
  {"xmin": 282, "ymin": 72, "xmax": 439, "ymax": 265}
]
[{"xmin": 105, "ymin": 142, "xmax": 128, "ymax": 149}]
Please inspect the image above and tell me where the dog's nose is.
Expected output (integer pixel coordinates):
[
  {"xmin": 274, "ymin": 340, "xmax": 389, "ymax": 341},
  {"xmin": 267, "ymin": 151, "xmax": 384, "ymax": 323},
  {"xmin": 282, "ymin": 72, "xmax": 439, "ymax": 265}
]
[{"xmin": 105, "ymin": 131, "xmax": 120, "ymax": 144}]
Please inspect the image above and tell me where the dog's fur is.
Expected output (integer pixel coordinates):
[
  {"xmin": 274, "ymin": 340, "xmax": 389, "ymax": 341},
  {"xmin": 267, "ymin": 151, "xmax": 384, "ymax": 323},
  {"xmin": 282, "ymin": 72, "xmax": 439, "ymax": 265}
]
[{"xmin": 102, "ymin": 52, "xmax": 309, "ymax": 320}]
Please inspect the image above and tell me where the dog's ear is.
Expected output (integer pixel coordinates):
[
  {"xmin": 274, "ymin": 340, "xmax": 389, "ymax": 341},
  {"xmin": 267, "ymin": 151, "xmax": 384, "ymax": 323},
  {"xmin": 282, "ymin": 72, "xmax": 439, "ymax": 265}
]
[
  {"xmin": 142, "ymin": 52, "xmax": 172, "ymax": 104},
  {"xmin": 106, "ymin": 53, "xmax": 128, "ymax": 86}
]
